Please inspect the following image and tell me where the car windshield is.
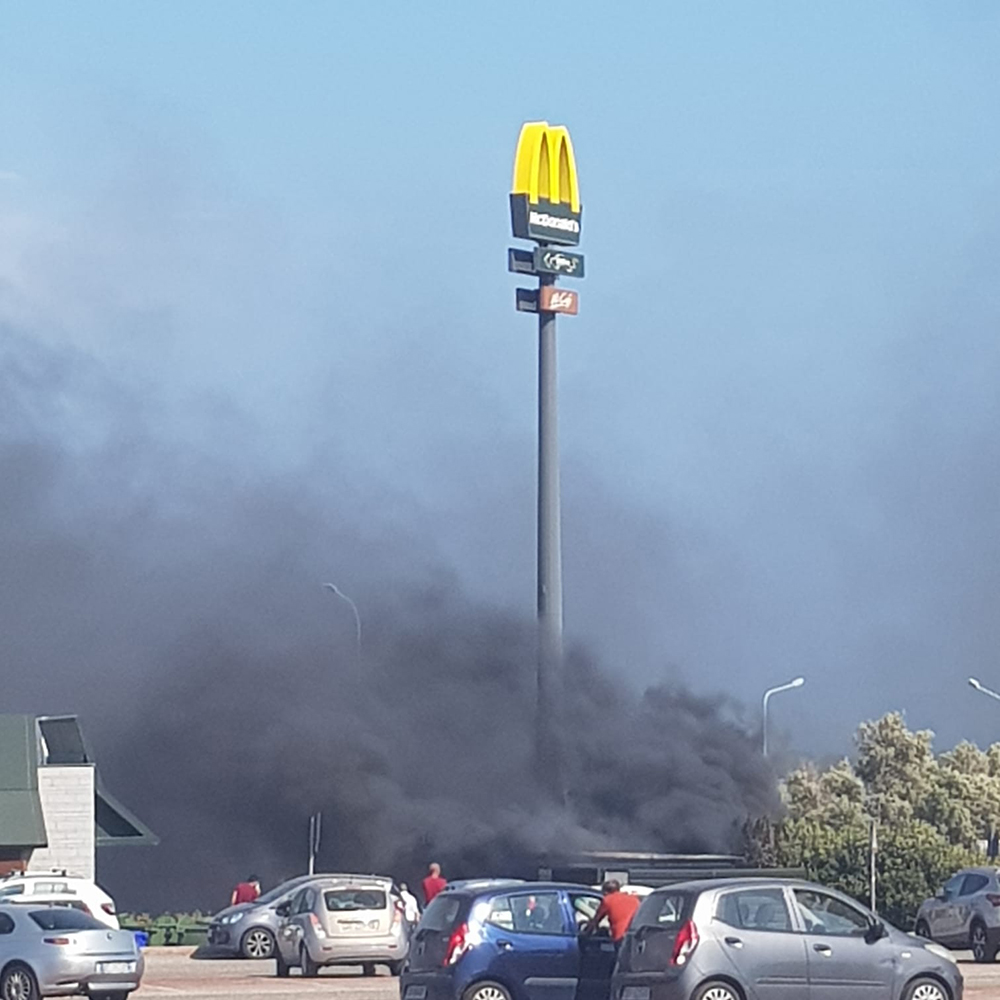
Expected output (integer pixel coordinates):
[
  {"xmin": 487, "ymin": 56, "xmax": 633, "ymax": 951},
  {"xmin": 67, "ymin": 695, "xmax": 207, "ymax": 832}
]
[
  {"xmin": 419, "ymin": 894, "xmax": 465, "ymax": 932},
  {"xmin": 324, "ymin": 889, "xmax": 387, "ymax": 911},
  {"xmin": 30, "ymin": 909, "xmax": 106, "ymax": 931},
  {"xmin": 632, "ymin": 891, "xmax": 689, "ymax": 930},
  {"xmin": 255, "ymin": 879, "xmax": 310, "ymax": 906}
]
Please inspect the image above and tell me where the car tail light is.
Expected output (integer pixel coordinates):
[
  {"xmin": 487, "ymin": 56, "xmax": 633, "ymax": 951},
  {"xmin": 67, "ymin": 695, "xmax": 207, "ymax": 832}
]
[
  {"xmin": 987, "ymin": 894, "xmax": 1000, "ymax": 907},
  {"xmin": 392, "ymin": 901, "xmax": 404, "ymax": 927},
  {"xmin": 80, "ymin": 904, "xmax": 92, "ymax": 915},
  {"xmin": 671, "ymin": 920, "xmax": 699, "ymax": 967},
  {"xmin": 44, "ymin": 937, "xmax": 71, "ymax": 945},
  {"xmin": 444, "ymin": 923, "xmax": 471, "ymax": 966},
  {"xmin": 308, "ymin": 913, "xmax": 327, "ymax": 939},
  {"xmin": 102, "ymin": 903, "xmax": 116, "ymax": 915}
]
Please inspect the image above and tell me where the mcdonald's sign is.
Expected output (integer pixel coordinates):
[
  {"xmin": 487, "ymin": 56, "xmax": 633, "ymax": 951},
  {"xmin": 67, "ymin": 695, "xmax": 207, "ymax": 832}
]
[{"xmin": 510, "ymin": 121, "xmax": 582, "ymax": 246}]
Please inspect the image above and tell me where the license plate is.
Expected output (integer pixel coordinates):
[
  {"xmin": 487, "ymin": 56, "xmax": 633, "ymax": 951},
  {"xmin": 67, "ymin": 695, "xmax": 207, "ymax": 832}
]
[
  {"xmin": 96, "ymin": 961, "xmax": 136, "ymax": 974},
  {"xmin": 621, "ymin": 989, "xmax": 650, "ymax": 1000},
  {"xmin": 404, "ymin": 988, "xmax": 427, "ymax": 999}
]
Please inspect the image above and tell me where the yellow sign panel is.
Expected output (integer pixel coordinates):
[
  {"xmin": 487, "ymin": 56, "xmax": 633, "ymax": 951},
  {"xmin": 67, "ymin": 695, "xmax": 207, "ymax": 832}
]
[{"xmin": 510, "ymin": 121, "xmax": 582, "ymax": 246}]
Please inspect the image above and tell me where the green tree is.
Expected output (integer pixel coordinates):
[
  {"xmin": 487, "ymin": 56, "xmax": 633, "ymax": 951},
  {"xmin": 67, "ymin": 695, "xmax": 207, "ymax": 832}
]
[{"xmin": 759, "ymin": 712, "xmax": 1000, "ymax": 928}]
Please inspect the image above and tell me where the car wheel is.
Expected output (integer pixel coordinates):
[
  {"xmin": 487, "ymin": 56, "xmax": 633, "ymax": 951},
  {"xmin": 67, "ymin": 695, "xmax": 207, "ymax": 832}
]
[
  {"xmin": 692, "ymin": 982, "xmax": 742, "ymax": 1000},
  {"xmin": 362, "ymin": 962, "xmax": 376, "ymax": 977},
  {"xmin": 1, "ymin": 964, "xmax": 39, "ymax": 1000},
  {"xmin": 902, "ymin": 977, "xmax": 950, "ymax": 1000},
  {"xmin": 300, "ymin": 945, "xmax": 319, "ymax": 978},
  {"xmin": 275, "ymin": 952, "xmax": 290, "ymax": 978},
  {"xmin": 971, "ymin": 920, "xmax": 997, "ymax": 963},
  {"xmin": 241, "ymin": 927, "xmax": 276, "ymax": 960},
  {"xmin": 461, "ymin": 983, "xmax": 513, "ymax": 1000},
  {"xmin": 915, "ymin": 920, "xmax": 931, "ymax": 938}
]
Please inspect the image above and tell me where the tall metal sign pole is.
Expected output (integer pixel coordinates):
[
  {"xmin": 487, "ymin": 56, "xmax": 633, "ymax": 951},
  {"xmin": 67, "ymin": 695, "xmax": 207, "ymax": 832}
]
[{"xmin": 508, "ymin": 122, "xmax": 584, "ymax": 792}]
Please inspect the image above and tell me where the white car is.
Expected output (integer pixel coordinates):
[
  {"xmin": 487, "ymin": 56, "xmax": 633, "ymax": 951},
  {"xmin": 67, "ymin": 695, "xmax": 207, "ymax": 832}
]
[{"xmin": 0, "ymin": 871, "xmax": 119, "ymax": 929}]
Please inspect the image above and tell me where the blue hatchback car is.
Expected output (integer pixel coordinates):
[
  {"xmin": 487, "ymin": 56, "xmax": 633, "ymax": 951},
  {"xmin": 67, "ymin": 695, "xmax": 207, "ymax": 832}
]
[{"xmin": 401, "ymin": 880, "xmax": 618, "ymax": 1000}]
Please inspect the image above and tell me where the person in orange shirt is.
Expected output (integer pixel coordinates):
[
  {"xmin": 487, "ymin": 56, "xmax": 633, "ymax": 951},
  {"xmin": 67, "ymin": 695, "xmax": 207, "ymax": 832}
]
[{"xmin": 586, "ymin": 880, "xmax": 641, "ymax": 943}]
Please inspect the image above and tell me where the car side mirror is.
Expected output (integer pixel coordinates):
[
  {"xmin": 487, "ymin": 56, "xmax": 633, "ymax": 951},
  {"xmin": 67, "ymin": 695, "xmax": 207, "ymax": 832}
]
[
  {"xmin": 275, "ymin": 902, "xmax": 291, "ymax": 918},
  {"xmin": 865, "ymin": 919, "xmax": 887, "ymax": 944}
]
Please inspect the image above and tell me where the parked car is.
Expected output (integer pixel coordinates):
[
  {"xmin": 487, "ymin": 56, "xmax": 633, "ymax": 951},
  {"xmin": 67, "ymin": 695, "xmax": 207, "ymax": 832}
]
[
  {"xmin": 208, "ymin": 874, "xmax": 335, "ymax": 959},
  {"xmin": 401, "ymin": 880, "xmax": 618, "ymax": 1000},
  {"xmin": 0, "ymin": 905, "xmax": 143, "ymax": 999},
  {"xmin": 916, "ymin": 866, "xmax": 1000, "ymax": 962},
  {"xmin": 613, "ymin": 877, "xmax": 961, "ymax": 1000},
  {"xmin": 274, "ymin": 875, "xmax": 409, "ymax": 977},
  {"xmin": 0, "ymin": 872, "xmax": 118, "ymax": 930}
]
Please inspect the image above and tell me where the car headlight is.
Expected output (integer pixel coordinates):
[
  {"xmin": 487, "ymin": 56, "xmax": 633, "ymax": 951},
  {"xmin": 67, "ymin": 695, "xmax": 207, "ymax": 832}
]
[
  {"xmin": 923, "ymin": 942, "xmax": 957, "ymax": 964},
  {"xmin": 220, "ymin": 912, "xmax": 245, "ymax": 925}
]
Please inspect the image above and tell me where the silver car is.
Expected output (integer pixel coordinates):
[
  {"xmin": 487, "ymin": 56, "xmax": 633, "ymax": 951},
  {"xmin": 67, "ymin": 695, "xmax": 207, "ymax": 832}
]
[
  {"xmin": 916, "ymin": 867, "xmax": 1000, "ymax": 963},
  {"xmin": 0, "ymin": 905, "xmax": 143, "ymax": 999},
  {"xmin": 208, "ymin": 875, "xmax": 332, "ymax": 959},
  {"xmin": 275, "ymin": 875, "xmax": 409, "ymax": 977},
  {"xmin": 613, "ymin": 878, "xmax": 962, "ymax": 1000}
]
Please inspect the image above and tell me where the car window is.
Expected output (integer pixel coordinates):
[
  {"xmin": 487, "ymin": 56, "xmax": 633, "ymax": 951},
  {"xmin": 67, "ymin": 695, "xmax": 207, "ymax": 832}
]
[
  {"xmin": 793, "ymin": 889, "xmax": 869, "ymax": 936},
  {"xmin": 486, "ymin": 892, "xmax": 566, "ymax": 935},
  {"xmin": 0, "ymin": 886, "xmax": 24, "ymax": 898},
  {"xmin": 32, "ymin": 882, "xmax": 71, "ymax": 895},
  {"xmin": 632, "ymin": 892, "xmax": 688, "ymax": 930},
  {"xmin": 716, "ymin": 889, "xmax": 792, "ymax": 932},
  {"xmin": 324, "ymin": 890, "xmax": 387, "ymax": 911},
  {"xmin": 961, "ymin": 874, "xmax": 990, "ymax": 896},
  {"xmin": 291, "ymin": 889, "xmax": 310, "ymax": 915},
  {"xmin": 568, "ymin": 893, "xmax": 602, "ymax": 928},
  {"xmin": 943, "ymin": 875, "xmax": 965, "ymax": 901},
  {"xmin": 0, "ymin": 913, "xmax": 13, "ymax": 934},
  {"xmin": 420, "ymin": 894, "xmax": 464, "ymax": 933},
  {"xmin": 29, "ymin": 909, "xmax": 105, "ymax": 931}
]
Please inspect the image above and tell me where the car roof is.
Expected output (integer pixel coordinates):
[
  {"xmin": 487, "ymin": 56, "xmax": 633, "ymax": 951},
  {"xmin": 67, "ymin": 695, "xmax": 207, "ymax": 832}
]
[
  {"xmin": 445, "ymin": 881, "xmax": 602, "ymax": 899},
  {"xmin": 646, "ymin": 877, "xmax": 829, "ymax": 895}
]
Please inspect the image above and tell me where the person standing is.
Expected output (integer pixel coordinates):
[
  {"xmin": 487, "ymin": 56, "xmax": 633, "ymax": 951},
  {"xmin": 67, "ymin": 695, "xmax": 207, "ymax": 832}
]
[
  {"xmin": 422, "ymin": 863, "xmax": 447, "ymax": 906},
  {"xmin": 586, "ymin": 880, "xmax": 640, "ymax": 943},
  {"xmin": 399, "ymin": 882, "xmax": 420, "ymax": 925},
  {"xmin": 230, "ymin": 874, "xmax": 261, "ymax": 906}
]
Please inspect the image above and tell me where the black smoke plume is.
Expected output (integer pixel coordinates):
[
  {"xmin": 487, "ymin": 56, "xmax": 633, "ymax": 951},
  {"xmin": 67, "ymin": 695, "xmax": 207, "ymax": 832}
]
[{"xmin": 1, "ymin": 330, "xmax": 778, "ymax": 912}]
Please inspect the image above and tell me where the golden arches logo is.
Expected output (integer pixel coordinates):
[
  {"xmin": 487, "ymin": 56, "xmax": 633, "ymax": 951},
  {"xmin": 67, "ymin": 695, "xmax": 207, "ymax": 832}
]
[
  {"xmin": 510, "ymin": 121, "xmax": 582, "ymax": 247},
  {"xmin": 512, "ymin": 122, "xmax": 581, "ymax": 213}
]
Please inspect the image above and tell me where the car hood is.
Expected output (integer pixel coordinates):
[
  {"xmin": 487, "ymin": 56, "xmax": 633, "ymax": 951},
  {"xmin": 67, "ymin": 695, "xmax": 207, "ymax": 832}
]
[{"xmin": 211, "ymin": 902, "xmax": 257, "ymax": 922}]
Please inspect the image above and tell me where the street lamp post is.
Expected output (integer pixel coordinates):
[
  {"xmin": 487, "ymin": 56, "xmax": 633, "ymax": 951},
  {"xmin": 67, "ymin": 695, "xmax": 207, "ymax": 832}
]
[
  {"xmin": 322, "ymin": 582, "xmax": 362, "ymax": 671},
  {"xmin": 762, "ymin": 676, "xmax": 806, "ymax": 757},
  {"xmin": 969, "ymin": 677, "xmax": 1000, "ymax": 703}
]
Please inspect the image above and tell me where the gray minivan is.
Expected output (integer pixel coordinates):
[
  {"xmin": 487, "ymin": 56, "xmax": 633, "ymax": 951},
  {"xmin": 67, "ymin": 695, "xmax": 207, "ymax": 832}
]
[{"xmin": 612, "ymin": 878, "xmax": 962, "ymax": 1000}]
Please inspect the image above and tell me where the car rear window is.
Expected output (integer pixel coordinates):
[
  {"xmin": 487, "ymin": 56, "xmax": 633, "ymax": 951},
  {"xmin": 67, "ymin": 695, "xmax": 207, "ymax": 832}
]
[
  {"xmin": 324, "ymin": 889, "xmax": 387, "ymax": 911},
  {"xmin": 632, "ymin": 891, "xmax": 688, "ymax": 930},
  {"xmin": 30, "ymin": 909, "xmax": 105, "ymax": 931},
  {"xmin": 420, "ymin": 894, "xmax": 465, "ymax": 932}
]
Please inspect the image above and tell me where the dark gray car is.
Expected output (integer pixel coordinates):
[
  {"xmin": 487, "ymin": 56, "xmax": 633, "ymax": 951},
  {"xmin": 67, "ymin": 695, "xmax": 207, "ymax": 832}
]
[{"xmin": 612, "ymin": 878, "xmax": 963, "ymax": 1000}]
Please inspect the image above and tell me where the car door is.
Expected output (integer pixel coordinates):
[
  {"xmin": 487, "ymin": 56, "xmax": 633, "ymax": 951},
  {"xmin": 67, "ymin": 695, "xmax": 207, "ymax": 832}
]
[
  {"xmin": 712, "ymin": 886, "xmax": 809, "ymax": 1000},
  {"xmin": 954, "ymin": 872, "xmax": 990, "ymax": 945},
  {"xmin": 278, "ymin": 886, "xmax": 315, "ymax": 963},
  {"xmin": 484, "ymin": 891, "xmax": 578, "ymax": 1000},
  {"xmin": 928, "ymin": 874, "xmax": 965, "ymax": 945},
  {"xmin": 568, "ymin": 891, "xmax": 617, "ymax": 1000},
  {"xmin": 791, "ymin": 887, "xmax": 892, "ymax": 1000}
]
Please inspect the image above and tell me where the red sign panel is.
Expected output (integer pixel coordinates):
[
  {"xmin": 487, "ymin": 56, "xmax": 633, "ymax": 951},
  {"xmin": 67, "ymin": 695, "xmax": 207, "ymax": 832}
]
[{"xmin": 539, "ymin": 287, "xmax": 579, "ymax": 315}]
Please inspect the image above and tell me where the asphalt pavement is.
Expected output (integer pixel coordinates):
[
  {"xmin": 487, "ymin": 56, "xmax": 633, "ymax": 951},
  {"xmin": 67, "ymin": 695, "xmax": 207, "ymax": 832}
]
[{"xmin": 132, "ymin": 947, "xmax": 1000, "ymax": 999}]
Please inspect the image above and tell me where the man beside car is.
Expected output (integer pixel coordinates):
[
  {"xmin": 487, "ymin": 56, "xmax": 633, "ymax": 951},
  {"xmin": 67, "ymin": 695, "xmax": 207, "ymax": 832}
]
[
  {"xmin": 585, "ymin": 880, "xmax": 640, "ymax": 944},
  {"xmin": 231, "ymin": 875, "xmax": 261, "ymax": 906},
  {"xmin": 422, "ymin": 863, "xmax": 447, "ymax": 906}
]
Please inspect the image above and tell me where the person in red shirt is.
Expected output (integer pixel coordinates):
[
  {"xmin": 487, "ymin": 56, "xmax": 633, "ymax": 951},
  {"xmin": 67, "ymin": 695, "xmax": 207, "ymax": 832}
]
[
  {"xmin": 422, "ymin": 863, "xmax": 447, "ymax": 906},
  {"xmin": 231, "ymin": 875, "xmax": 261, "ymax": 906},
  {"xmin": 587, "ymin": 880, "xmax": 641, "ymax": 943}
]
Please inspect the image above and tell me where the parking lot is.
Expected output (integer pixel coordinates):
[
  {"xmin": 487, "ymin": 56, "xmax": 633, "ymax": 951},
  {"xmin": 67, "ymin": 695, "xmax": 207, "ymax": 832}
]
[{"xmin": 131, "ymin": 947, "xmax": 1000, "ymax": 999}]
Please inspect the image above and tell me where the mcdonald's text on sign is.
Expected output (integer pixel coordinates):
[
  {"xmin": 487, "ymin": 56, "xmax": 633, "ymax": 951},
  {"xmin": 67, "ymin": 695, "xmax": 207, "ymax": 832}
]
[
  {"xmin": 539, "ymin": 287, "xmax": 578, "ymax": 315},
  {"xmin": 510, "ymin": 122, "xmax": 582, "ymax": 246}
]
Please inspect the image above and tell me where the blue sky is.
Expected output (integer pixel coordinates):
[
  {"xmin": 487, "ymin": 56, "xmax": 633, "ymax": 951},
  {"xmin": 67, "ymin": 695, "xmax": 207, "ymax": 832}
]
[{"xmin": 3, "ymin": 2, "xmax": 1000, "ymax": 753}]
